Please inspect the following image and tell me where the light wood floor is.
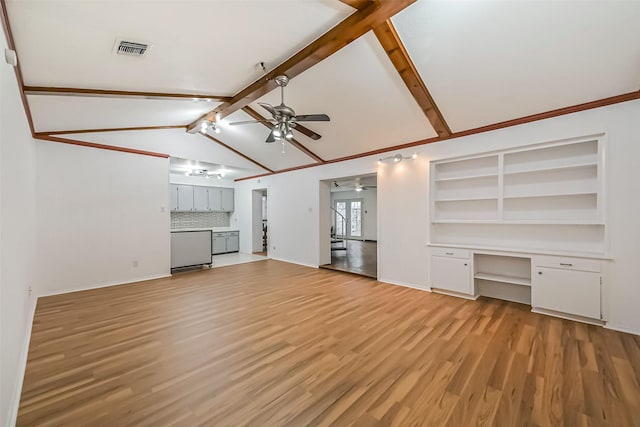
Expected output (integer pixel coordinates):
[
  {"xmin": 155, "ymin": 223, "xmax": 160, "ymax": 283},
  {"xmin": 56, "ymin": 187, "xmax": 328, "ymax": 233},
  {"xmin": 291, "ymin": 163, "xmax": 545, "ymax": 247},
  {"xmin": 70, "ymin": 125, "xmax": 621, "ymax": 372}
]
[{"xmin": 18, "ymin": 260, "xmax": 640, "ymax": 426}]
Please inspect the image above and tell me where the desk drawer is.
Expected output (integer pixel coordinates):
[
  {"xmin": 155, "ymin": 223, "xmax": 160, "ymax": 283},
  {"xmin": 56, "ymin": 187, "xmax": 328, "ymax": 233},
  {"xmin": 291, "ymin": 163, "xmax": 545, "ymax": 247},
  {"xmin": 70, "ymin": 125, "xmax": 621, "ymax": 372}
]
[
  {"xmin": 533, "ymin": 256, "xmax": 601, "ymax": 273},
  {"xmin": 431, "ymin": 247, "xmax": 470, "ymax": 259}
]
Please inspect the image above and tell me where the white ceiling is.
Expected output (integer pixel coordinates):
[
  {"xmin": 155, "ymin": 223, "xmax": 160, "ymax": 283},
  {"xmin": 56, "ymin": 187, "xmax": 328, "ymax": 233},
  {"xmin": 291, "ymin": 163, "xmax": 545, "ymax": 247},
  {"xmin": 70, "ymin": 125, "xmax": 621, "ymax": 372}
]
[
  {"xmin": 331, "ymin": 173, "xmax": 377, "ymax": 192},
  {"xmin": 8, "ymin": 0, "xmax": 353, "ymax": 94},
  {"xmin": 62, "ymin": 128, "xmax": 266, "ymax": 177},
  {"xmin": 169, "ymin": 158, "xmax": 255, "ymax": 181},
  {"xmin": 253, "ymin": 31, "xmax": 437, "ymax": 160},
  {"xmin": 393, "ymin": 0, "xmax": 640, "ymax": 132},
  {"xmin": 7, "ymin": 0, "xmax": 640, "ymax": 175},
  {"xmin": 29, "ymin": 95, "xmax": 219, "ymax": 132}
]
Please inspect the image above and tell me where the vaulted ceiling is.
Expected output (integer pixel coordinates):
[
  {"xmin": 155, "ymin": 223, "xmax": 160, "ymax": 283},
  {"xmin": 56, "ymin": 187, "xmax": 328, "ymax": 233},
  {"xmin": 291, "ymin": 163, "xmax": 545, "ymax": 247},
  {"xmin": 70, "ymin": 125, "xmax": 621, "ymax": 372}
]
[{"xmin": 3, "ymin": 0, "xmax": 640, "ymax": 180}]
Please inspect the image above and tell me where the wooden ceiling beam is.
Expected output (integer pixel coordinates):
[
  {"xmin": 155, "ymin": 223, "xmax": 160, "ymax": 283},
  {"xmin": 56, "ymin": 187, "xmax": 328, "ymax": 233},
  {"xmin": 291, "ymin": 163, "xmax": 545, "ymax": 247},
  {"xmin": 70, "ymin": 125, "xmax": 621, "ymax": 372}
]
[
  {"xmin": 241, "ymin": 106, "xmax": 326, "ymax": 163},
  {"xmin": 199, "ymin": 133, "xmax": 274, "ymax": 173},
  {"xmin": 24, "ymin": 86, "xmax": 231, "ymax": 102},
  {"xmin": 373, "ymin": 20, "xmax": 451, "ymax": 138},
  {"xmin": 188, "ymin": 0, "xmax": 416, "ymax": 130},
  {"xmin": 41, "ymin": 125, "xmax": 186, "ymax": 136},
  {"xmin": 34, "ymin": 134, "xmax": 169, "ymax": 158},
  {"xmin": 1, "ymin": 0, "xmax": 35, "ymax": 135}
]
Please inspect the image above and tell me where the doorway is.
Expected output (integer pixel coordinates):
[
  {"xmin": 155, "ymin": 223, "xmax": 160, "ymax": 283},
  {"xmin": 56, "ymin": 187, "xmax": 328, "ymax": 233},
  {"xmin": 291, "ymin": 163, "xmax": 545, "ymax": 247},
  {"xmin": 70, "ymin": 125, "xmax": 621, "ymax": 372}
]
[
  {"xmin": 320, "ymin": 173, "xmax": 377, "ymax": 278},
  {"xmin": 252, "ymin": 189, "xmax": 268, "ymax": 256}
]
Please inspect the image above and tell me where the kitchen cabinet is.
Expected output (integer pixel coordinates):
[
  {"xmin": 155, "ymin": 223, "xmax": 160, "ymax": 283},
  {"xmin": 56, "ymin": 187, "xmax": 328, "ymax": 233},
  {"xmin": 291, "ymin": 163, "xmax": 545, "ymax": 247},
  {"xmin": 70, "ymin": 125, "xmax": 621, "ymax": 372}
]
[
  {"xmin": 171, "ymin": 184, "xmax": 194, "ymax": 211},
  {"xmin": 170, "ymin": 185, "xmax": 234, "ymax": 212},
  {"xmin": 430, "ymin": 248, "xmax": 473, "ymax": 296},
  {"xmin": 193, "ymin": 186, "xmax": 209, "ymax": 211},
  {"xmin": 208, "ymin": 187, "xmax": 234, "ymax": 212},
  {"xmin": 212, "ymin": 231, "xmax": 240, "ymax": 254},
  {"xmin": 532, "ymin": 256, "xmax": 601, "ymax": 319}
]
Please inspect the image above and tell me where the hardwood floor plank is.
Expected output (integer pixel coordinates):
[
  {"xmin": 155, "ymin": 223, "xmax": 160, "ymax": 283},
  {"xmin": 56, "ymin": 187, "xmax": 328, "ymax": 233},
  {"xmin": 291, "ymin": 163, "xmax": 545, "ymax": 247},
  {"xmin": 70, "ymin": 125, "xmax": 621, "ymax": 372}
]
[{"xmin": 17, "ymin": 260, "xmax": 640, "ymax": 426}]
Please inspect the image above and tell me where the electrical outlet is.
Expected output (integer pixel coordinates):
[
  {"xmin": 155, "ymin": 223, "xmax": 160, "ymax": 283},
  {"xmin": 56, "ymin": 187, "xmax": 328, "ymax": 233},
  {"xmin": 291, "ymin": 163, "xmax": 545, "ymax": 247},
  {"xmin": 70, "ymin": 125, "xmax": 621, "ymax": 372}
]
[
  {"xmin": 160, "ymin": 206, "xmax": 166, "ymax": 213},
  {"xmin": 132, "ymin": 260, "xmax": 139, "ymax": 268},
  {"xmin": 272, "ymin": 246, "xmax": 276, "ymax": 251},
  {"xmin": 28, "ymin": 285, "xmax": 32, "ymax": 295}
]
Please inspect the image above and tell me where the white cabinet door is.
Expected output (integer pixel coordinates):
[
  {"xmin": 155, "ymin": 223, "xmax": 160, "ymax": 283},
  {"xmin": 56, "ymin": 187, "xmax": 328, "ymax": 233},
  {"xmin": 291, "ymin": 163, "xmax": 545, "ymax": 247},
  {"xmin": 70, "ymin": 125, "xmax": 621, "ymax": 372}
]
[
  {"xmin": 170, "ymin": 184, "xmax": 179, "ymax": 211},
  {"xmin": 212, "ymin": 234, "xmax": 227, "ymax": 254},
  {"xmin": 431, "ymin": 255, "xmax": 472, "ymax": 295},
  {"xmin": 226, "ymin": 233, "xmax": 239, "ymax": 252},
  {"xmin": 532, "ymin": 267, "xmax": 600, "ymax": 319},
  {"xmin": 193, "ymin": 186, "xmax": 209, "ymax": 211},
  {"xmin": 208, "ymin": 188, "xmax": 222, "ymax": 211},
  {"xmin": 221, "ymin": 188, "xmax": 234, "ymax": 212},
  {"xmin": 176, "ymin": 185, "xmax": 194, "ymax": 211}
]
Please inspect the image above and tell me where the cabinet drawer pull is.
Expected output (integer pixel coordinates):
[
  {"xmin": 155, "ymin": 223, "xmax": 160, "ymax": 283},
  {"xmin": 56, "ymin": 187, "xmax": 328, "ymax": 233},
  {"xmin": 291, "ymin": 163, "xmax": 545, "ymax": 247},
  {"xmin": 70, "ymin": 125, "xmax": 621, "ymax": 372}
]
[
  {"xmin": 538, "ymin": 271, "xmax": 542, "ymax": 275},
  {"xmin": 560, "ymin": 263, "xmax": 573, "ymax": 267},
  {"xmin": 445, "ymin": 252, "xmax": 454, "ymax": 255},
  {"xmin": 464, "ymin": 263, "xmax": 467, "ymax": 266}
]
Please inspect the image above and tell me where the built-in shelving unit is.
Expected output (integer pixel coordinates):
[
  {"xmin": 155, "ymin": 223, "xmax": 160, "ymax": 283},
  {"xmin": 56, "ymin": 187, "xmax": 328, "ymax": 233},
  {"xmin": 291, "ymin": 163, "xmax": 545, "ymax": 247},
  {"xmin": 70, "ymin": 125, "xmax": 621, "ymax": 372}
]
[
  {"xmin": 430, "ymin": 134, "xmax": 606, "ymax": 256},
  {"xmin": 474, "ymin": 254, "xmax": 532, "ymax": 305}
]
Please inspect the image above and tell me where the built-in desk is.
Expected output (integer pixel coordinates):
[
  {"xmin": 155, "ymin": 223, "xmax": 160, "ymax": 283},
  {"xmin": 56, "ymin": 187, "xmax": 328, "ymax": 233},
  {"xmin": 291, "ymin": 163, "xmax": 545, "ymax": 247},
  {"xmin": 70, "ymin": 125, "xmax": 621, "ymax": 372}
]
[{"xmin": 428, "ymin": 244, "xmax": 605, "ymax": 325}]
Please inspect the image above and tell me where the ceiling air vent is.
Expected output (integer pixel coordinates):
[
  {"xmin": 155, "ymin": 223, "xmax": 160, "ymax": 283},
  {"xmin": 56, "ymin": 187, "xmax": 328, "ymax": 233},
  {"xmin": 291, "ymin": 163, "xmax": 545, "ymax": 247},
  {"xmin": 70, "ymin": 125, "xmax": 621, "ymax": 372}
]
[{"xmin": 113, "ymin": 39, "xmax": 150, "ymax": 57}]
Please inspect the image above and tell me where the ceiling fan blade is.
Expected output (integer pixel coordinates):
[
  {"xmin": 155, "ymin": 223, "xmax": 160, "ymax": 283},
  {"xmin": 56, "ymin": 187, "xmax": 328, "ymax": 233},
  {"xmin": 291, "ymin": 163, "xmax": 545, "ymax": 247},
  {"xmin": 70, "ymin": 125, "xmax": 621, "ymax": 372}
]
[
  {"xmin": 294, "ymin": 114, "xmax": 330, "ymax": 122},
  {"xmin": 228, "ymin": 119, "xmax": 274, "ymax": 126},
  {"xmin": 294, "ymin": 124, "xmax": 322, "ymax": 140},
  {"xmin": 258, "ymin": 102, "xmax": 276, "ymax": 115},
  {"xmin": 265, "ymin": 128, "xmax": 277, "ymax": 143}
]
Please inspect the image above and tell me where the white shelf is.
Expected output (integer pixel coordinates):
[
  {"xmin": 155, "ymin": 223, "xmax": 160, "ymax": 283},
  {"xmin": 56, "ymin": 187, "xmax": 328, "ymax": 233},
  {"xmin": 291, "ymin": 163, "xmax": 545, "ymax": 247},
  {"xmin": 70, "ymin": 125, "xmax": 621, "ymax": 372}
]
[
  {"xmin": 432, "ymin": 219, "xmax": 604, "ymax": 225},
  {"xmin": 430, "ymin": 135, "xmax": 605, "ymax": 258},
  {"xmin": 474, "ymin": 272, "xmax": 531, "ymax": 287},
  {"xmin": 434, "ymin": 196, "xmax": 498, "ymax": 202},
  {"xmin": 435, "ymin": 173, "xmax": 499, "ymax": 182},
  {"xmin": 503, "ymin": 191, "xmax": 596, "ymax": 200},
  {"xmin": 503, "ymin": 162, "xmax": 597, "ymax": 176}
]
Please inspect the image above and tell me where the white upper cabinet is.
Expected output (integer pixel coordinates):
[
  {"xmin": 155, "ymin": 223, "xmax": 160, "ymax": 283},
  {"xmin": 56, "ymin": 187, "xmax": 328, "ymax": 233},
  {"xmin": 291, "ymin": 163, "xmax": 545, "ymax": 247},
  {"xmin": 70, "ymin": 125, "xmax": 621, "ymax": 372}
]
[
  {"xmin": 170, "ymin": 185, "xmax": 234, "ymax": 212},
  {"xmin": 174, "ymin": 185, "xmax": 194, "ymax": 212},
  {"xmin": 193, "ymin": 186, "xmax": 209, "ymax": 211}
]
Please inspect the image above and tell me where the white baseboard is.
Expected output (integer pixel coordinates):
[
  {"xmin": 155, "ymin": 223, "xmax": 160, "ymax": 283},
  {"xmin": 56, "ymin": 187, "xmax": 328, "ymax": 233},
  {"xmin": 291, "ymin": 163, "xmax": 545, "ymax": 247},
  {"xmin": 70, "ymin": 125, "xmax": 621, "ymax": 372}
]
[
  {"xmin": 431, "ymin": 288, "xmax": 479, "ymax": 301},
  {"xmin": 378, "ymin": 277, "xmax": 431, "ymax": 292},
  {"xmin": 531, "ymin": 308, "xmax": 605, "ymax": 327},
  {"xmin": 38, "ymin": 273, "xmax": 171, "ymax": 298},
  {"xmin": 7, "ymin": 297, "xmax": 37, "ymax": 427},
  {"xmin": 269, "ymin": 256, "xmax": 318, "ymax": 269},
  {"xmin": 605, "ymin": 323, "xmax": 640, "ymax": 336}
]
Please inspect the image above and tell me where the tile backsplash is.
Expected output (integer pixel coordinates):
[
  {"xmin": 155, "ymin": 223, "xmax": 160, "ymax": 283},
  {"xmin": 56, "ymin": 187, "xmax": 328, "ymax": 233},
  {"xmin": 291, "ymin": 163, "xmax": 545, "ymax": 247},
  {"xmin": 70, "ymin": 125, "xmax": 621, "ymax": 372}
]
[{"xmin": 171, "ymin": 211, "xmax": 230, "ymax": 229}]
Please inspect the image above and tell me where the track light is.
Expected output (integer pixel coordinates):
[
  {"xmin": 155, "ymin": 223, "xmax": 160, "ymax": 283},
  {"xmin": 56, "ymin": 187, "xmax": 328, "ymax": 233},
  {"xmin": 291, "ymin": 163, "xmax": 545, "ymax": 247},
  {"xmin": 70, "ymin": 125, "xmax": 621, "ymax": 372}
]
[
  {"xmin": 197, "ymin": 120, "xmax": 221, "ymax": 134},
  {"xmin": 378, "ymin": 153, "xmax": 419, "ymax": 164}
]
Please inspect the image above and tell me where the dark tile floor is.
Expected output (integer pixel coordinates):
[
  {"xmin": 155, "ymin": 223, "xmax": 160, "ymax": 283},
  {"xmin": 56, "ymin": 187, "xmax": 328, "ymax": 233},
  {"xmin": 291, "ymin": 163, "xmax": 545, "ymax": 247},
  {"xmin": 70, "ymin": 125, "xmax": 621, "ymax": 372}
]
[{"xmin": 321, "ymin": 240, "xmax": 377, "ymax": 278}]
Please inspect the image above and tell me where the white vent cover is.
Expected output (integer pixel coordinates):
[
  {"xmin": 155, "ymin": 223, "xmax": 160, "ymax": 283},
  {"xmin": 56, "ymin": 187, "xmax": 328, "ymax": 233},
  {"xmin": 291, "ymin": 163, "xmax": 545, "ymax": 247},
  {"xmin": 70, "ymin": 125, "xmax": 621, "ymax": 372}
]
[{"xmin": 113, "ymin": 38, "xmax": 151, "ymax": 57}]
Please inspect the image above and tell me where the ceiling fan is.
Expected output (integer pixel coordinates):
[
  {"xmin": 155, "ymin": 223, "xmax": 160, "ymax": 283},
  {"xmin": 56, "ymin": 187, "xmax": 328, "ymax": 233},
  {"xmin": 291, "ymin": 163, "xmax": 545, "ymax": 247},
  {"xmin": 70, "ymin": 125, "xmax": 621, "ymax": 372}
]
[
  {"xmin": 333, "ymin": 179, "xmax": 377, "ymax": 192},
  {"xmin": 228, "ymin": 75, "xmax": 330, "ymax": 143}
]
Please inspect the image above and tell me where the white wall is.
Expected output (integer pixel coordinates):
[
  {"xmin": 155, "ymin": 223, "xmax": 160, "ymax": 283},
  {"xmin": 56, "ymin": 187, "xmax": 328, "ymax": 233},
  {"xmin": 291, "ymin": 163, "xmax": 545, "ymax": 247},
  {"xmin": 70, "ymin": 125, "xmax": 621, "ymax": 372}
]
[
  {"xmin": 234, "ymin": 99, "xmax": 640, "ymax": 335},
  {"xmin": 35, "ymin": 142, "xmax": 171, "ymax": 295},
  {"xmin": 0, "ymin": 29, "xmax": 38, "ymax": 427},
  {"xmin": 330, "ymin": 189, "xmax": 378, "ymax": 241}
]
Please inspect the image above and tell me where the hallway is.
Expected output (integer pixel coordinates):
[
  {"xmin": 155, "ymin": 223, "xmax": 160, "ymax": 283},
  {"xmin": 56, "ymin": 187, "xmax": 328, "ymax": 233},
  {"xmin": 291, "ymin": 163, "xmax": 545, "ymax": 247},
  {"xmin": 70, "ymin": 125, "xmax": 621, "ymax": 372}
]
[{"xmin": 321, "ymin": 240, "xmax": 377, "ymax": 278}]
